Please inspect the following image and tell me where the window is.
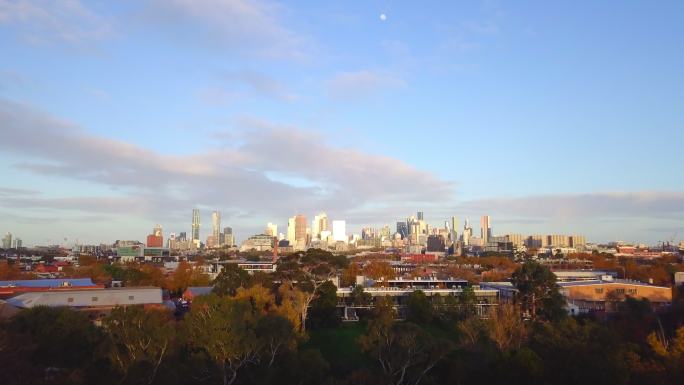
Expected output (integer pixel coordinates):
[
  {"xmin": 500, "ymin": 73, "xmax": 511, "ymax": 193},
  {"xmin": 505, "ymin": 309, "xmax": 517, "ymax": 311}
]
[
  {"xmin": 616, "ymin": 288, "xmax": 625, "ymax": 295},
  {"xmin": 595, "ymin": 288, "xmax": 604, "ymax": 294},
  {"xmin": 67, "ymin": 297, "xmax": 74, "ymax": 303},
  {"xmin": 628, "ymin": 289, "xmax": 637, "ymax": 295},
  {"xmin": 128, "ymin": 295, "xmax": 134, "ymax": 300},
  {"xmin": 92, "ymin": 296, "xmax": 98, "ymax": 302}
]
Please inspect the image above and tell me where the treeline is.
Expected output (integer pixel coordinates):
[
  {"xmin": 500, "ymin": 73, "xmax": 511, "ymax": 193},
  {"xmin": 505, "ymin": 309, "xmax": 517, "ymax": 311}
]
[{"xmin": 1, "ymin": 252, "xmax": 684, "ymax": 385}]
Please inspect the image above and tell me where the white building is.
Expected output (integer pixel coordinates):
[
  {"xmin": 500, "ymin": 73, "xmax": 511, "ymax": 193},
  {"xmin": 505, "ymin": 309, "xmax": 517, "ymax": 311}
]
[{"xmin": 332, "ymin": 220, "xmax": 347, "ymax": 243}]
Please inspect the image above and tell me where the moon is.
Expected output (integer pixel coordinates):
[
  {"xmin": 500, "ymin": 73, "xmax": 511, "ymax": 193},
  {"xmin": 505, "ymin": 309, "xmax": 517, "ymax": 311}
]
[{"xmin": 380, "ymin": 13, "xmax": 387, "ymax": 21}]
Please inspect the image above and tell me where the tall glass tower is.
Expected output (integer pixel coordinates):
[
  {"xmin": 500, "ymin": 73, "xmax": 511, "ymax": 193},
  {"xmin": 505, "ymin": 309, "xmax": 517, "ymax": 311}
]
[{"xmin": 191, "ymin": 209, "xmax": 201, "ymax": 242}]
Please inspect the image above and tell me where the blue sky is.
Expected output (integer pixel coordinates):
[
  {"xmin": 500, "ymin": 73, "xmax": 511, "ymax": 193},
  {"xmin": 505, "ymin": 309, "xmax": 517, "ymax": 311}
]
[{"xmin": 1, "ymin": 0, "xmax": 683, "ymax": 246}]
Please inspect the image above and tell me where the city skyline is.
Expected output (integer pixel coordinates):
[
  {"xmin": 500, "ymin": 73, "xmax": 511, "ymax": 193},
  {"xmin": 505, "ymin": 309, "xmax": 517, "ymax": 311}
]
[{"xmin": 1, "ymin": 1, "xmax": 683, "ymax": 245}]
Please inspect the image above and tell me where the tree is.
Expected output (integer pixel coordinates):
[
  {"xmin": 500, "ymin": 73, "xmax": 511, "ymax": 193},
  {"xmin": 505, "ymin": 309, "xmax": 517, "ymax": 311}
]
[
  {"xmin": 350, "ymin": 285, "xmax": 372, "ymax": 307},
  {"xmin": 359, "ymin": 321, "xmax": 453, "ymax": 385},
  {"xmin": 363, "ymin": 261, "xmax": 395, "ymax": 282},
  {"xmin": 512, "ymin": 261, "xmax": 565, "ymax": 320},
  {"xmin": 648, "ymin": 326, "xmax": 684, "ymax": 383},
  {"xmin": 102, "ymin": 306, "xmax": 175, "ymax": 385},
  {"xmin": 183, "ymin": 295, "xmax": 260, "ymax": 385},
  {"xmin": 406, "ymin": 290, "xmax": 432, "ymax": 324},
  {"xmin": 213, "ymin": 264, "xmax": 252, "ymax": 296},
  {"xmin": 255, "ymin": 314, "xmax": 298, "ymax": 367},
  {"xmin": 485, "ymin": 304, "xmax": 527, "ymax": 352},
  {"xmin": 308, "ymin": 280, "xmax": 340, "ymax": 329},
  {"xmin": 341, "ymin": 263, "xmax": 362, "ymax": 286},
  {"xmin": 0, "ymin": 260, "xmax": 26, "ymax": 279},
  {"xmin": 0, "ymin": 306, "xmax": 104, "ymax": 384},
  {"xmin": 168, "ymin": 261, "xmax": 210, "ymax": 294}
]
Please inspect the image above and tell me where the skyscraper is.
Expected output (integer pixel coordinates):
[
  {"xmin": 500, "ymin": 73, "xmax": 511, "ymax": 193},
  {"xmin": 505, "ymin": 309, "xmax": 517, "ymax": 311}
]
[
  {"xmin": 191, "ymin": 209, "xmax": 201, "ymax": 244},
  {"xmin": 480, "ymin": 215, "xmax": 491, "ymax": 244},
  {"xmin": 212, "ymin": 211, "xmax": 221, "ymax": 245},
  {"xmin": 2, "ymin": 232, "xmax": 12, "ymax": 249},
  {"xmin": 223, "ymin": 226, "xmax": 233, "ymax": 246},
  {"xmin": 265, "ymin": 222, "xmax": 278, "ymax": 237},
  {"xmin": 417, "ymin": 211, "xmax": 424, "ymax": 221},
  {"xmin": 396, "ymin": 221, "xmax": 408, "ymax": 239},
  {"xmin": 450, "ymin": 216, "xmax": 459, "ymax": 245},
  {"xmin": 332, "ymin": 220, "xmax": 347, "ymax": 242},
  {"xmin": 462, "ymin": 219, "xmax": 472, "ymax": 246},
  {"xmin": 294, "ymin": 214, "xmax": 307, "ymax": 242},
  {"xmin": 287, "ymin": 217, "xmax": 296, "ymax": 244},
  {"xmin": 312, "ymin": 212, "xmax": 328, "ymax": 239}
]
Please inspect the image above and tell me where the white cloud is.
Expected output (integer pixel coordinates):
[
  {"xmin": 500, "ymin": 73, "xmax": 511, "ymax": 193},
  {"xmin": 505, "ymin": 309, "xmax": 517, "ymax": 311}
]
[
  {"xmin": 0, "ymin": 98, "xmax": 454, "ymax": 226},
  {"xmin": 0, "ymin": 0, "xmax": 112, "ymax": 44},
  {"xmin": 146, "ymin": 0, "xmax": 308, "ymax": 60},
  {"xmin": 326, "ymin": 70, "xmax": 405, "ymax": 99}
]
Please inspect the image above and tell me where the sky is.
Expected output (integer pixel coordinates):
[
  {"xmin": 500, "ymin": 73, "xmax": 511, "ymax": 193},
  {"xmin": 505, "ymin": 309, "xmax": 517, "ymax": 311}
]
[{"xmin": 1, "ymin": 0, "xmax": 683, "ymax": 246}]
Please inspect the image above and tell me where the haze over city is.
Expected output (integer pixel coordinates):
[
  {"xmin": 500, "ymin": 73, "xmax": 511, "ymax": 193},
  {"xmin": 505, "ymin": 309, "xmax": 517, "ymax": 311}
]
[{"xmin": 1, "ymin": 0, "xmax": 683, "ymax": 246}]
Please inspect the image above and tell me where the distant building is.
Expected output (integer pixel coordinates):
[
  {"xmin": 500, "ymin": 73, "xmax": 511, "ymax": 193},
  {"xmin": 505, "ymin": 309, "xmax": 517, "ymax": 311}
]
[
  {"xmin": 426, "ymin": 235, "xmax": 446, "ymax": 252},
  {"xmin": 212, "ymin": 211, "xmax": 221, "ymax": 246},
  {"xmin": 312, "ymin": 212, "xmax": 328, "ymax": 240},
  {"xmin": 396, "ymin": 222, "xmax": 408, "ymax": 239},
  {"xmin": 239, "ymin": 234, "xmax": 275, "ymax": 252},
  {"xmin": 2, "ymin": 232, "xmax": 12, "ymax": 249},
  {"xmin": 558, "ymin": 277, "xmax": 672, "ymax": 313},
  {"xmin": 480, "ymin": 215, "xmax": 491, "ymax": 244},
  {"xmin": 146, "ymin": 224, "xmax": 163, "ymax": 247},
  {"xmin": 191, "ymin": 209, "xmax": 201, "ymax": 244},
  {"xmin": 265, "ymin": 222, "xmax": 278, "ymax": 237},
  {"xmin": 223, "ymin": 227, "xmax": 234, "ymax": 247},
  {"xmin": 332, "ymin": 220, "xmax": 347, "ymax": 243}
]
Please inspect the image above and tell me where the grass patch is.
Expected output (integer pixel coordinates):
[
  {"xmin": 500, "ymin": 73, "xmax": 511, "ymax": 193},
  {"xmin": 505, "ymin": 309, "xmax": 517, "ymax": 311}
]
[{"xmin": 305, "ymin": 322, "xmax": 372, "ymax": 375}]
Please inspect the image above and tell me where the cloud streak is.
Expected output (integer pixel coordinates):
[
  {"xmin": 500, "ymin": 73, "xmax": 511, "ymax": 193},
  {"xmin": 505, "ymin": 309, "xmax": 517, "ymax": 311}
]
[
  {"xmin": 326, "ymin": 70, "xmax": 405, "ymax": 99},
  {"xmin": 0, "ymin": 98, "xmax": 454, "ymax": 227}
]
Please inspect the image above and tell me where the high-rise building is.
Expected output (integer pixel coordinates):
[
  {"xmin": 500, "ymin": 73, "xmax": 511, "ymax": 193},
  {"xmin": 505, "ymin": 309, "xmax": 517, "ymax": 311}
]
[
  {"xmin": 417, "ymin": 211, "xmax": 424, "ymax": 221},
  {"xmin": 480, "ymin": 215, "xmax": 491, "ymax": 244},
  {"xmin": 426, "ymin": 234, "xmax": 446, "ymax": 252},
  {"xmin": 265, "ymin": 222, "xmax": 278, "ymax": 237},
  {"xmin": 462, "ymin": 220, "xmax": 472, "ymax": 246},
  {"xmin": 332, "ymin": 220, "xmax": 347, "ymax": 242},
  {"xmin": 287, "ymin": 217, "xmax": 296, "ymax": 244},
  {"xmin": 178, "ymin": 232, "xmax": 187, "ymax": 241},
  {"xmin": 450, "ymin": 216, "xmax": 459, "ymax": 245},
  {"xmin": 191, "ymin": 209, "xmax": 201, "ymax": 243},
  {"xmin": 294, "ymin": 214, "xmax": 307, "ymax": 243},
  {"xmin": 396, "ymin": 222, "xmax": 408, "ymax": 239},
  {"xmin": 2, "ymin": 232, "xmax": 12, "ymax": 249},
  {"xmin": 569, "ymin": 235, "xmax": 586, "ymax": 248},
  {"xmin": 212, "ymin": 211, "xmax": 221, "ymax": 246},
  {"xmin": 13, "ymin": 238, "xmax": 22, "ymax": 248},
  {"xmin": 312, "ymin": 212, "xmax": 328, "ymax": 239},
  {"xmin": 223, "ymin": 226, "xmax": 234, "ymax": 246},
  {"xmin": 548, "ymin": 234, "xmax": 570, "ymax": 247},
  {"xmin": 147, "ymin": 224, "xmax": 163, "ymax": 247}
]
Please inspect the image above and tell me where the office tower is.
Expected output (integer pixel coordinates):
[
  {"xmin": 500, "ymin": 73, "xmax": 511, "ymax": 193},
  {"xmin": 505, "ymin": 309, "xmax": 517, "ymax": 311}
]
[
  {"xmin": 396, "ymin": 222, "xmax": 408, "ymax": 239},
  {"xmin": 287, "ymin": 217, "xmax": 296, "ymax": 243},
  {"xmin": 13, "ymin": 238, "xmax": 22, "ymax": 248},
  {"xmin": 505, "ymin": 234, "xmax": 524, "ymax": 248},
  {"xmin": 312, "ymin": 212, "xmax": 328, "ymax": 239},
  {"xmin": 462, "ymin": 220, "xmax": 472, "ymax": 246},
  {"xmin": 265, "ymin": 222, "xmax": 278, "ymax": 237},
  {"xmin": 480, "ymin": 215, "xmax": 491, "ymax": 244},
  {"xmin": 147, "ymin": 224, "xmax": 163, "ymax": 247},
  {"xmin": 294, "ymin": 214, "xmax": 307, "ymax": 242},
  {"xmin": 178, "ymin": 232, "xmax": 187, "ymax": 241},
  {"xmin": 2, "ymin": 232, "xmax": 12, "ymax": 249},
  {"xmin": 223, "ymin": 226, "xmax": 233, "ymax": 246},
  {"xmin": 569, "ymin": 235, "xmax": 586, "ymax": 247},
  {"xmin": 212, "ymin": 211, "xmax": 221, "ymax": 245},
  {"xmin": 380, "ymin": 225, "xmax": 391, "ymax": 239},
  {"xmin": 450, "ymin": 216, "xmax": 459, "ymax": 244},
  {"xmin": 332, "ymin": 220, "xmax": 347, "ymax": 242},
  {"xmin": 426, "ymin": 234, "xmax": 446, "ymax": 252},
  {"xmin": 153, "ymin": 224, "xmax": 162, "ymax": 237},
  {"xmin": 417, "ymin": 211, "xmax": 424, "ymax": 221},
  {"xmin": 191, "ymin": 209, "xmax": 200, "ymax": 243},
  {"xmin": 549, "ymin": 234, "xmax": 570, "ymax": 247}
]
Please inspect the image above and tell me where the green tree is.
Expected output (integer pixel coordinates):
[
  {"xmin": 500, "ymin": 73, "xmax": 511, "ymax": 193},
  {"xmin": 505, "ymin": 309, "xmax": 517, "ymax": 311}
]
[
  {"xmin": 512, "ymin": 261, "xmax": 565, "ymax": 320},
  {"xmin": 350, "ymin": 285, "xmax": 372, "ymax": 307},
  {"xmin": 213, "ymin": 264, "xmax": 252, "ymax": 296},
  {"xmin": 183, "ymin": 295, "xmax": 261, "ymax": 385},
  {"xmin": 406, "ymin": 290, "xmax": 432, "ymax": 324},
  {"xmin": 102, "ymin": 306, "xmax": 175, "ymax": 385},
  {"xmin": 359, "ymin": 321, "xmax": 453, "ymax": 385},
  {"xmin": 308, "ymin": 280, "xmax": 340, "ymax": 329}
]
